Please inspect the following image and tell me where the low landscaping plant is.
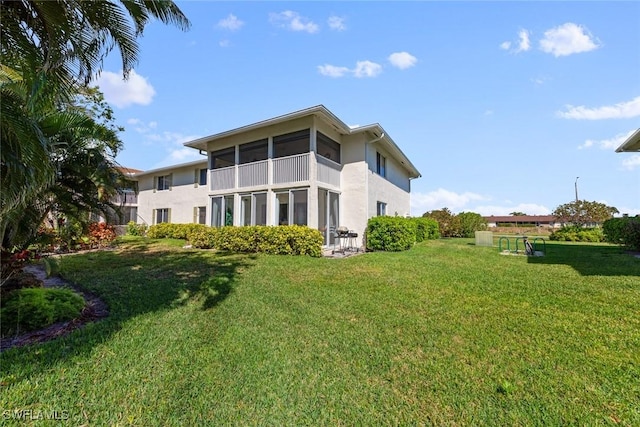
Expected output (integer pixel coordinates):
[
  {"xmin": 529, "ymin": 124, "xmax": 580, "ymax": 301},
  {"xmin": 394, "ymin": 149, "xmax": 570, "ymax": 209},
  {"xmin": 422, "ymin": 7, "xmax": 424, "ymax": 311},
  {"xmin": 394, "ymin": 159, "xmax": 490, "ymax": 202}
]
[
  {"xmin": 213, "ymin": 225, "xmax": 323, "ymax": 256},
  {"xmin": 147, "ymin": 223, "xmax": 208, "ymax": 240},
  {"xmin": 126, "ymin": 221, "xmax": 148, "ymax": 236},
  {"xmin": 0, "ymin": 287, "xmax": 85, "ymax": 337},
  {"xmin": 549, "ymin": 226, "xmax": 604, "ymax": 242},
  {"xmin": 366, "ymin": 216, "xmax": 417, "ymax": 251},
  {"xmin": 603, "ymin": 216, "xmax": 640, "ymax": 250},
  {"xmin": 412, "ymin": 217, "xmax": 440, "ymax": 242}
]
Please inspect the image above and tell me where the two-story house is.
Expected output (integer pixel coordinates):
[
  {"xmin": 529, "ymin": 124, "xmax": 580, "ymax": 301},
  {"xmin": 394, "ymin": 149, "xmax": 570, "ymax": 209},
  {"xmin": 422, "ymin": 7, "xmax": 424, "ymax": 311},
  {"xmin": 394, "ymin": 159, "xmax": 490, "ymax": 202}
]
[{"xmin": 132, "ymin": 105, "xmax": 421, "ymax": 247}]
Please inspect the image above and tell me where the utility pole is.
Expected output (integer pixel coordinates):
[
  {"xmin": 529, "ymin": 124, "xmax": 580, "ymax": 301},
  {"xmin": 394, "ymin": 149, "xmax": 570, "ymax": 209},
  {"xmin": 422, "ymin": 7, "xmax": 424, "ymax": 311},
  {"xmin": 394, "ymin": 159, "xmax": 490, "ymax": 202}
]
[{"xmin": 575, "ymin": 176, "xmax": 579, "ymax": 202}]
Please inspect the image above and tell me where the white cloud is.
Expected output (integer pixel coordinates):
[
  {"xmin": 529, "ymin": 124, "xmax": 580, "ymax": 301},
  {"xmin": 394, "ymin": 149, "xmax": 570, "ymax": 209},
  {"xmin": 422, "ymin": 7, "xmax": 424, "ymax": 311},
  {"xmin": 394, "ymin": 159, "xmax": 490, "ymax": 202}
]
[
  {"xmin": 578, "ymin": 130, "xmax": 636, "ymax": 150},
  {"xmin": 328, "ymin": 16, "xmax": 346, "ymax": 31},
  {"xmin": 539, "ymin": 23, "xmax": 600, "ymax": 57},
  {"xmin": 95, "ymin": 70, "xmax": 155, "ymax": 108},
  {"xmin": 500, "ymin": 29, "xmax": 531, "ymax": 54},
  {"xmin": 269, "ymin": 11, "xmax": 319, "ymax": 34},
  {"xmin": 217, "ymin": 14, "xmax": 244, "ymax": 31},
  {"xmin": 471, "ymin": 203, "xmax": 551, "ymax": 217},
  {"xmin": 410, "ymin": 188, "xmax": 487, "ymax": 216},
  {"xmin": 353, "ymin": 60, "xmax": 382, "ymax": 78},
  {"xmin": 388, "ymin": 52, "xmax": 417, "ymax": 70},
  {"xmin": 557, "ymin": 96, "xmax": 640, "ymax": 120},
  {"xmin": 219, "ymin": 39, "xmax": 231, "ymax": 48},
  {"xmin": 484, "ymin": 110, "xmax": 494, "ymax": 116},
  {"xmin": 317, "ymin": 64, "xmax": 351, "ymax": 78},
  {"xmin": 622, "ymin": 154, "xmax": 640, "ymax": 171}
]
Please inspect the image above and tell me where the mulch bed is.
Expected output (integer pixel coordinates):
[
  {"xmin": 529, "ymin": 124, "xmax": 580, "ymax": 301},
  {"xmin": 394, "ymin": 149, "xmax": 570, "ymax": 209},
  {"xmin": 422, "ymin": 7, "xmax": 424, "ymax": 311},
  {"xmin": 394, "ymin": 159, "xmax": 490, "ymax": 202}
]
[{"xmin": 0, "ymin": 263, "xmax": 109, "ymax": 352}]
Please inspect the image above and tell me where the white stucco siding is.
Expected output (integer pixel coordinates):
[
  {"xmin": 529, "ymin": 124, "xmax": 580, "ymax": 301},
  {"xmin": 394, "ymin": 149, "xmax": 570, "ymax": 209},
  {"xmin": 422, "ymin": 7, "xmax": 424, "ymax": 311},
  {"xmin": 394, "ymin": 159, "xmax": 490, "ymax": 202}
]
[
  {"xmin": 136, "ymin": 163, "xmax": 209, "ymax": 225},
  {"xmin": 339, "ymin": 134, "xmax": 368, "ymax": 238},
  {"xmin": 364, "ymin": 141, "xmax": 412, "ymax": 218}
]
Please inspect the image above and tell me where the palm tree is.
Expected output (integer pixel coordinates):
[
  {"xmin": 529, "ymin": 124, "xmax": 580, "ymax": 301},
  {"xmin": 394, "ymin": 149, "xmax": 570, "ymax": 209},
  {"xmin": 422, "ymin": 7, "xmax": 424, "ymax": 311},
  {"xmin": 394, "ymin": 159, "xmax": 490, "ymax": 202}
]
[{"xmin": 1, "ymin": 0, "xmax": 190, "ymax": 249}]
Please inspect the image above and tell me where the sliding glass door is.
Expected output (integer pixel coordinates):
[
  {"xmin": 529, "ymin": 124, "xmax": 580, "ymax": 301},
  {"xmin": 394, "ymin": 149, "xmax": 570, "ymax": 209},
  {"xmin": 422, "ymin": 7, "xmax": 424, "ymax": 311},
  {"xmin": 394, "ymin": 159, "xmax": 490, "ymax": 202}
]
[{"xmin": 318, "ymin": 189, "xmax": 339, "ymax": 245}]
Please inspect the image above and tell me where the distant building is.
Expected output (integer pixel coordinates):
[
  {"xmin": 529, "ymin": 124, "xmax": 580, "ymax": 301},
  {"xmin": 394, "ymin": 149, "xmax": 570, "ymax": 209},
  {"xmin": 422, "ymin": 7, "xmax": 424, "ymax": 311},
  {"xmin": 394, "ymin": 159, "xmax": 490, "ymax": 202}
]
[{"xmin": 483, "ymin": 215, "xmax": 560, "ymax": 228}]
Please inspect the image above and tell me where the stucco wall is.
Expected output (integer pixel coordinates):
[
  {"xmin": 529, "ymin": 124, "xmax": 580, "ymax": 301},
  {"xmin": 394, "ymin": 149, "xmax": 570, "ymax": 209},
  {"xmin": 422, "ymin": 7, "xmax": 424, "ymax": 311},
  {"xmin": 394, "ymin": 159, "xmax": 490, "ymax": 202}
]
[{"xmin": 136, "ymin": 162, "xmax": 209, "ymax": 225}]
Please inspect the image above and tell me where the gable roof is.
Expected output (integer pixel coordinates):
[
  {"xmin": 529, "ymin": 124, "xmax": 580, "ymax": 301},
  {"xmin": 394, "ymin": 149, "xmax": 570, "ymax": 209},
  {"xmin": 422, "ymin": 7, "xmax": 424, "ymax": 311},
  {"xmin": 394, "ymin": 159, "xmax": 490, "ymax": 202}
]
[
  {"xmin": 616, "ymin": 128, "xmax": 640, "ymax": 152},
  {"xmin": 133, "ymin": 159, "xmax": 208, "ymax": 177},
  {"xmin": 183, "ymin": 105, "xmax": 421, "ymax": 179}
]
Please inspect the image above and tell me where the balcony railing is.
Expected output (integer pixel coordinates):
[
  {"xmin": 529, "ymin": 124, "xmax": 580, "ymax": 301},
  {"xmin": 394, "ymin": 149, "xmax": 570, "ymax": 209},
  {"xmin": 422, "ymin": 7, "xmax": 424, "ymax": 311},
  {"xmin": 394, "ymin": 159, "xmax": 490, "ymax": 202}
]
[
  {"xmin": 210, "ymin": 152, "xmax": 314, "ymax": 191},
  {"xmin": 112, "ymin": 192, "xmax": 138, "ymax": 205},
  {"xmin": 210, "ymin": 166, "xmax": 236, "ymax": 191},
  {"xmin": 316, "ymin": 155, "xmax": 341, "ymax": 187},
  {"xmin": 273, "ymin": 153, "xmax": 309, "ymax": 184},
  {"xmin": 238, "ymin": 160, "xmax": 268, "ymax": 187}
]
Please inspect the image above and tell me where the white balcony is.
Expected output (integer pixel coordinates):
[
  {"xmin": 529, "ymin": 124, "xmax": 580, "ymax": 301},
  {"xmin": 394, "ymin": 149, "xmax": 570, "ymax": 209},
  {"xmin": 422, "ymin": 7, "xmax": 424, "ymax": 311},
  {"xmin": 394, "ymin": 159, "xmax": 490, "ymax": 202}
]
[
  {"xmin": 273, "ymin": 153, "xmax": 309, "ymax": 184},
  {"xmin": 238, "ymin": 159, "xmax": 268, "ymax": 187},
  {"xmin": 316, "ymin": 155, "xmax": 341, "ymax": 187},
  {"xmin": 210, "ymin": 153, "xmax": 313, "ymax": 191},
  {"xmin": 113, "ymin": 191, "xmax": 138, "ymax": 205}
]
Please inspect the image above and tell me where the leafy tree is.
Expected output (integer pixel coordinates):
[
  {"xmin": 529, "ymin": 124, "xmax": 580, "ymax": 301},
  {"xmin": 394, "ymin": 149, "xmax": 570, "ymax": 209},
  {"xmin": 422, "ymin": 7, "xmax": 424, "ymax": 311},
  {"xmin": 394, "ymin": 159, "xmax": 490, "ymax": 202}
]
[
  {"xmin": 457, "ymin": 212, "xmax": 488, "ymax": 238},
  {"xmin": 552, "ymin": 200, "xmax": 619, "ymax": 227},
  {"xmin": 509, "ymin": 212, "xmax": 526, "ymax": 216},
  {"xmin": 423, "ymin": 208, "xmax": 462, "ymax": 237},
  {"xmin": 1, "ymin": 0, "xmax": 190, "ymax": 250}
]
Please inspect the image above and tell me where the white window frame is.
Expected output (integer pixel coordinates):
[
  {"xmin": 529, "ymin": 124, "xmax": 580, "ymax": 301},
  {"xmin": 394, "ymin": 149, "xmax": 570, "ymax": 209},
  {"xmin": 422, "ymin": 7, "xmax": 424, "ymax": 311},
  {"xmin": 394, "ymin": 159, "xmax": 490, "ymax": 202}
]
[{"xmin": 376, "ymin": 201, "xmax": 387, "ymax": 217}]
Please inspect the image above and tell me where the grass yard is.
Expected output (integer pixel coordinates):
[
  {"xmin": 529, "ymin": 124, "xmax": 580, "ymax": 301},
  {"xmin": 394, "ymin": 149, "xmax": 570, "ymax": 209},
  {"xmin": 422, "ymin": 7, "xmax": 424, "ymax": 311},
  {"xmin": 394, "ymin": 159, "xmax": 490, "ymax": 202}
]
[{"xmin": 1, "ymin": 237, "xmax": 639, "ymax": 425}]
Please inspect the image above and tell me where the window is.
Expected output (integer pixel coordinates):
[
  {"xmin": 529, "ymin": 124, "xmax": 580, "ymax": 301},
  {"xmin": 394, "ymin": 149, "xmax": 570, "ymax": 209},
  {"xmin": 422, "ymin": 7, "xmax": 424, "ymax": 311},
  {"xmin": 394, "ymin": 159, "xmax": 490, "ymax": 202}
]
[
  {"xmin": 240, "ymin": 195, "xmax": 252, "ymax": 226},
  {"xmin": 376, "ymin": 202, "xmax": 387, "ymax": 217},
  {"xmin": 155, "ymin": 208, "xmax": 170, "ymax": 224},
  {"xmin": 239, "ymin": 139, "xmax": 268, "ymax": 164},
  {"xmin": 198, "ymin": 168, "xmax": 207, "ymax": 186},
  {"xmin": 156, "ymin": 174, "xmax": 171, "ymax": 191},
  {"xmin": 317, "ymin": 132, "xmax": 340, "ymax": 163},
  {"xmin": 195, "ymin": 206, "xmax": 206, "ymax": 224},
  {"xmin": 276, "ymin": 189, "xmax": 308, "ymax": 226},
  {"xmin": 254, "ymin": 193, "xmax": 267, "ymax": 226},
  {"xmin": 211, "ymin": 147, "xmax": 235, "ymax": 169},
  {"xmin": 273, "ymin": 129, "xmax": 310, "ymax": 158},
  {"xmin": 211, "ymin": 196, "xmax": 235, "ymax": 227},
  {"xmin": 376, "ymin": 152, "xmax": 386, "ymax": 178},
  {"xmin": 224, "ymin": 195, "xmax": 234, "ymax": 226}
]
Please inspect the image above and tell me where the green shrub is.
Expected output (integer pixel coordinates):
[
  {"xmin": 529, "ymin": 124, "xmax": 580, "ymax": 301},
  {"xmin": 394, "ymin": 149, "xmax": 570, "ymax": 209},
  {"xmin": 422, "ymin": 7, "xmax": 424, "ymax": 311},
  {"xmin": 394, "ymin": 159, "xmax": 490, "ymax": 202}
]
[
  {"xmin": 603, "ymin": 217, "xmax": 640, "ymax": 250},
  {"xmin": 147, "ymin": 223, "xmax": 208, "ymax": 240},
  {"xmin": 550, "ymin": 226, "xmax": 604, "ymax": 243},
  {"xmin": 1, "ymin": 288, "xmax": 85, "ymax": 337},
  {"xmin": 212, "ymin": 226, "xmax": 323, "ymax": 257},
  {"xmin": 126, "ymin": 221, "xmax": 148, "ymax": 236},
  {"xmin": 457, "ymin": 212, "xmax": 488, "ymax": 238},
  {"xmin": 412, "ymin": 217, "xmax": 440, "ymax": 242},
  {"xmin": 187, "ymin": 227, "xmax": 219, "ymax": 249},
  {"xmin": 366, "ymin": 216, "xmax": 417, "ymax": 251}
]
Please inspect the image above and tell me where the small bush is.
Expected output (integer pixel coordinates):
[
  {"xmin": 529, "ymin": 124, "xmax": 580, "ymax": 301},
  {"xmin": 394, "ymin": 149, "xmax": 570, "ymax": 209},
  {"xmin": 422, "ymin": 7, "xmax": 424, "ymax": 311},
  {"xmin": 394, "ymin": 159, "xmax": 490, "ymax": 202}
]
[
  {"xmin": 187, "ymin": 227, "xmax": 219, "ymax": 249},
  {"xmin": 212, "ymin": 226, "xmax": 323, "ymax": 257},
  {"xmin": 1, "ymin": 288, "xmax": 85, "ymax": 337},
  {"xmin": 549, "ymin": 226, "xmax": 604, "ymax": 243},
  {"xmin": 88, "ymin": 222, "xmax": 117, "ymax": 247},
  {"xmin": 126, "ymin": 221, "xmax": 148, "ymax": 236},
  {"xmin": 366, "ymin": 216, "xmax": 417, "ymax": 251},
  {"xmin": 603, "ymin": 217, "xmax": 640, "ymax": 250},
  {"xmin": 412, "ymin": 217, "xmax": 440, "ymax": 242},
  {"xmin": 147, "ymin": 223, "xmax": 208, "ymax": 240}
]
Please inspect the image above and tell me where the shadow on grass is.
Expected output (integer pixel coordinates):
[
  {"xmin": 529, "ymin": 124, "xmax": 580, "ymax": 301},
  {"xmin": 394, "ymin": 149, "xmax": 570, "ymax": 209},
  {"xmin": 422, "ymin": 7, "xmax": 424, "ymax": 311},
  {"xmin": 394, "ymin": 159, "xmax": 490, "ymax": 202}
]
[
  {"xmin": 527, "ymin": 241, "xmax": 640, "ymax": 277},
  {"xmin": 0, "ymin": 238, "xmax": 256, "ymax": 375}
]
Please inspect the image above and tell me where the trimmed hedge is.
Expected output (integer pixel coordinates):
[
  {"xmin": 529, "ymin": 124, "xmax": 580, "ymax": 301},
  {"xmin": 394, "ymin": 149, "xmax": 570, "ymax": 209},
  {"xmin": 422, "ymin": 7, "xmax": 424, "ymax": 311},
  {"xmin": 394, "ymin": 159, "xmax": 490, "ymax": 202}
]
[
  {"xmin": 603, "ymin": 217, "xmax": 640, "ymax": 250},
  {"xmin": 366, "ymin": 216, "xmax": 417, "ymax": 252},
  {"xmin": 549, "ymin": 226, "xmax": 604, "ymax": 242},
  {"xmin": 185, "ymin": 225, "xmax": 324, "ymax": 257},
  {"xmin": 412, "ymin": 217, "xmax": 440, "ymax": 242},
  {"xmin": 147, "ymin": 223, "xmax": 209, "ymax": 240},
  {"xmin": 1, "ymin": 288, "xmax": 85, "ymax": 337}
]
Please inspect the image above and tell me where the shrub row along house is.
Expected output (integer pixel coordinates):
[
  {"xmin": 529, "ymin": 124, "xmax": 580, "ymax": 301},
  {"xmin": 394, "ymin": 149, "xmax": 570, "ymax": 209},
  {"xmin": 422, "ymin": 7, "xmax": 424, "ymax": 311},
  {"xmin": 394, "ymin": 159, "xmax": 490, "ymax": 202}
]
[{"xmin": 117, "ymin": 106, "xmax": 421, "ymax": 247}]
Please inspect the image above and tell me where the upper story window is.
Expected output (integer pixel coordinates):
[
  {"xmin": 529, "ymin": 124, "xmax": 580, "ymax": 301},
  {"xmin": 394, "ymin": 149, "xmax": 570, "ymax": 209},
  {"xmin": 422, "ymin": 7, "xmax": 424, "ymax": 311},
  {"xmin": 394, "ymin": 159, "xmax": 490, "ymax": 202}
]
[
  {"xmin": 198, "ymin": 168, "xmax": 207, "ymax": 186},
  {"xmin": 211, "ymin": 147, "xmax": 235, "ymax": 169},
  {"xmin": 273, "ymin": 129, "xmax": 310, "ymax": 159},
  {"xmin": 157, "ymin": 174, "xmax": 171, "ymax": 191},
  {"xmin": 376, "ymin": 152, "xmax": 386, "ymax": 178},
  {"xmin": 317, "ymin": 132, "xmax": 340, "ymax": 163},
  {"xmin": 239, "ymin": 139, "xmax": 268, "ymax": 164}
]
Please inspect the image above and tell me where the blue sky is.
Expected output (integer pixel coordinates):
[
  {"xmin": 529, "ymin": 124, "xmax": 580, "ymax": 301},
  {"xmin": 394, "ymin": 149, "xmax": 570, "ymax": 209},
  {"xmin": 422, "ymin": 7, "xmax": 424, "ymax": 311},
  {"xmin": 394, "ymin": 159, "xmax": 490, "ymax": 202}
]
[{"xmin": 94, "ymin": 1, "xmax": 640, "ymax": 217}]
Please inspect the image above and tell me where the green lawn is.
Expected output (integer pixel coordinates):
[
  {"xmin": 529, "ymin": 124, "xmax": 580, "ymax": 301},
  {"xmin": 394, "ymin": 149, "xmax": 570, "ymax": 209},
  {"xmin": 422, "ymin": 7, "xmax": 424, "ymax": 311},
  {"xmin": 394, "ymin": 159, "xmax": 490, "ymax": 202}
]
[{"xmin": 1, "ymin": 237, "xmax": 639, "ymax": 425}]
